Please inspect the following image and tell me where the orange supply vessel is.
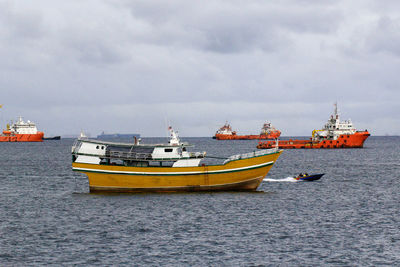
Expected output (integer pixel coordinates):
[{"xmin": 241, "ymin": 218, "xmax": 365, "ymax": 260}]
[
  {"xmin": 213, "ymin": 121, "xmax": 281, "ymax": 140},
  {"xmin": 257, "ymin": 104, "xmax": 370, "ymax": 149},
  {"xmin": 0, "ymin": 117, "xmax": 44, "ymax": 142}
]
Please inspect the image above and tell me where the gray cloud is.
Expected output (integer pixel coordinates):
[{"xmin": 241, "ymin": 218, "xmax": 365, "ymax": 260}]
[
  {"xmin": 366, "ymin": 16, "xmax": 400, "ymax": 56},
  {"xmin": 0, "ymin": 0, "xmax": 399, "ymax": 136},
  {"xmin": 123, "ymin": 0, "xmax": 341, "ymax": 53},
  {"xmin": 0, "ymin": 2, "xmax": 44, "ymax": 41}
]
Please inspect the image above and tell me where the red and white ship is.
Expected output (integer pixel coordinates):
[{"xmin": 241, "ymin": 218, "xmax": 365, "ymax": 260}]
[
  {"xmin": 213, "ymin": 121, "xmax": 281, "ymax": 140},
  {"xmin": 0, "ymin": 117, "xmax": 44, "ymax": 142},
  {"xmin": 260, "ymin": 122, "xmax": 281, "ymax": 139},
  {"xmin": 257, "ymin": 103, "xmax": 370, "ymax": 149}
]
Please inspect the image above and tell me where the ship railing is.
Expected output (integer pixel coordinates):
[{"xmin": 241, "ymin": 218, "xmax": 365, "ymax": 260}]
[
  {"xmin": 189, "ymin": 152, "xmax": 206, "ymax": 158},
  {"xmin": 71, "ymin": 140, "xmax": 82, "ymax": 154},
  {"xmin": 151, "ymin": 151, "xmax": 206, "ymax": 160},
  {"xmin": 223, "ymin": 148, "xmax": 277, "ymax": 164},
  {"xmin": 107, "ymin": 151, "xmax": 205, "ymax": 161},
  {"xmin": 108, "ymin": 151, "xmax": 153, "ymax": 160},
  {"xmin": 72, "ymin": 149, "xmax": 206, "ymax": 161}
]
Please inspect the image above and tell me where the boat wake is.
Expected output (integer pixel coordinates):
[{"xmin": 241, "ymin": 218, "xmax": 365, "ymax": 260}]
[{"xmin": 263, "ymin": 177, "xmax": 298, "ymax": 182}]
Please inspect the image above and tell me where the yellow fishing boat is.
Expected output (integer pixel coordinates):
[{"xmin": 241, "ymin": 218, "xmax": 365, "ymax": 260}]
[{"xmin": 72, "ymin": 127, "xmax": 282, "ymax": 192}]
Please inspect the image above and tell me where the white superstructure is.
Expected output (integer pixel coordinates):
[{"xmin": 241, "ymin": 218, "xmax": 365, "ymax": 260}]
[
  {"xmin": 260, "ymin": 121, "xmax": 277, "ymax": 135},
  {"xmin": 312, "ymin": 103, "xmax": 357, "ymax": 141},
  {"xmin": 215, "ymin": 122, "xmax": 235, "ymax": 135},
  {"xmin": 72, "ymin": 126, "xmax": 206, "ymax": 167},
  {"xmin": 8, "ymin": 117, "xmax": 39, "ymax": 134}
]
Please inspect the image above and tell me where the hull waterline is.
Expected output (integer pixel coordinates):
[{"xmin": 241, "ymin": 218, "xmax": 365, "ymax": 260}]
[
  {"xmin": 257, "ymin": 132, "xmax": 370, "ymax": 149},
  {"xmin": 0, "ymin": 132, "xmax": 44, "ymax": 142}
]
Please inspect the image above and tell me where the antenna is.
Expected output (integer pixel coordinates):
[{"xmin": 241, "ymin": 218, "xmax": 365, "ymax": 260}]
[
  {"xmin": 334, "ymin": 102, "xmax": 337, "ymax": 115},
  {"xmin": 164, "ymin": 116, "xmax": 169, "ymax": 138}
]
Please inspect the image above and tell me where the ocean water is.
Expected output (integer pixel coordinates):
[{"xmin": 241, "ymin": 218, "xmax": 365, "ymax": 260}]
[{"xmin": 0, "ymin": 136, "xmax": 399, "ymax": 266}]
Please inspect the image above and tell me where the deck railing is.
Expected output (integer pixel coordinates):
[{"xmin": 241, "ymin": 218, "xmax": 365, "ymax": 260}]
[
  {"xmin": 108, "ymin": 151, "xmax": 153, "ymax": 160},
  {"xmin": 223, "ymin": 148, "xmax": 277, "ymax": 164},
  {"xmin": 106, "ymin": 150, "xmax": 206, "ymax": 161}
]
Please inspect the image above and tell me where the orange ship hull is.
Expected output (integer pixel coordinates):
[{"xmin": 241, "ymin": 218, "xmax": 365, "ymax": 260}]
[
  {"xmin": 0, "ymin": 132, "xmax": 44, "ymax": 142},
  {"xmin": 257, "ymin": 131, "xmax": 370, "ymax": 149},
  {"xmin": 215, "ymin": 131, "xmax": 281, "ymax": 140}
]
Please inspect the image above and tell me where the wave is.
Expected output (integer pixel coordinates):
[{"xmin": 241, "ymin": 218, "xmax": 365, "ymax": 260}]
[{"xmin": 263, "ymin": 176, "xmax": 298, "ymax": 182}]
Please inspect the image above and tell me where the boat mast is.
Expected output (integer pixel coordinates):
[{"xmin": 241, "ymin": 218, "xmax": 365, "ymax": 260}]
[
  {"xmin": 334, "ymin": 102, "xmax": 339, "ymax": 120},
  {"xmin": 168, "ymin": 126, "xmax": 180, "ymax": 145}
]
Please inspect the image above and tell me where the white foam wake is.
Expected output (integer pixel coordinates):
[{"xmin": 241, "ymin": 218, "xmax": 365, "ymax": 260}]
[{"xmin": 263, "ymin": 176, "xmax": 298, "ymax": 182}]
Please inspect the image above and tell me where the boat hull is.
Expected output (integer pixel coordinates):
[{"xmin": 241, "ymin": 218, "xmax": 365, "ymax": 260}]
[
  {"xmin": 297, "ymin": 173, "xmax": 324, "ymax": 181},
  {"xmin": 43, "ymin": 136, "xmax": 61, "ymax": 140},
  {"xmin": 72, "ymin": 150, "xmax": 282, "ymax": 192},
  {"xmin": 0, "ymin": 132, "xmax": 44, "ymax": 142},
  {"xmin": 257, "ymin": 131, "xmax": 370, "ymax": 149}
]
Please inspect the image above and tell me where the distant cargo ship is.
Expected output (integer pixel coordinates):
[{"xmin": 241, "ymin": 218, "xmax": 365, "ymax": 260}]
[
  {"xmin": 97, "ymin": 131, "xmax": 140, "ymax": 139},
  {"xmin": 43, "ymin": 136, "xmax": 61, "ymax": 140},
  {"xmin": 213, "ymin": 121, "xmax": 281, "ymax": 140},
  {"xmin": 0, "ymin": 117, "xmax": 44, "ymax": 142},
  {"xmin": 257, "ymin": 103, "xmax": 370, "ymax": 149}
]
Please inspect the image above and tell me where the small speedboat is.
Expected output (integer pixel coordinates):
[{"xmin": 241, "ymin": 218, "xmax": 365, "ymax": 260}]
[{"xmin": 295, "ymin": 173, "xmax": 324, "ymax": 181}]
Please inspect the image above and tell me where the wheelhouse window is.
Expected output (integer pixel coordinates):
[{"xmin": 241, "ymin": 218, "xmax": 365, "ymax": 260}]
[{"xmin": 164, "ymin": 148, "xmax": 173, "ymax": 153}]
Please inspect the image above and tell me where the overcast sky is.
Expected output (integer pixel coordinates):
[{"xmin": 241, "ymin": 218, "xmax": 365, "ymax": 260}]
[{"xmin": 1, "ymin": 0, "xmax": 399, "ymax": 137}]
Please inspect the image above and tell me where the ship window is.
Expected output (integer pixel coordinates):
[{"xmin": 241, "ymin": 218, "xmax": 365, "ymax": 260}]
[
  {"xmin": 161, "ymin": 161, "xmax": 174, "ymax": 167},
  {"xmin": 149, "ymin": 161, "xmax": 162, "ymax": 167},
  {"xmin": 164, "ymin": 148, "xmax": 173, "ymax": 153},
  {"xmin": 101, "ymin": 146, "xmax": 104, "ymax": 149},
  {"xmin": 128, "ymin": 146, "xmax": 153, "ymax": 154},
  {"xmin": 96, "ymin": 145, "xmax": 99, "ymax": 149}
]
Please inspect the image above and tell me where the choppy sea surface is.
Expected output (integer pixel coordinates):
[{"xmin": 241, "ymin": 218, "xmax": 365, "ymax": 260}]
[{"xmin": 0, "ymin": 136, "xmax": 399, "ymax": 266}]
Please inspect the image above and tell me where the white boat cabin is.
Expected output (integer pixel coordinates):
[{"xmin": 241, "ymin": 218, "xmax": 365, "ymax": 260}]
[
  {"xmin": 215, "ymin": 121, "xmax": 235, "ymax": 135},
  {"xmin": 312, "ymin": 103, "xmax": 358, "ymax": 141},
  {"xmin": 72, "ymin": 127, "xmax": 206, "ymax": 167},
  {"xmin": 8, "ymin": 117, "xmax": 39, "ymax": 134}
]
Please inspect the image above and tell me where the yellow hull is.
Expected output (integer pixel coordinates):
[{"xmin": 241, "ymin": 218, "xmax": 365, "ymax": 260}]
[{"xmin": 72, "ymin": 150, "xmax": 282, "ymax": 192}]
